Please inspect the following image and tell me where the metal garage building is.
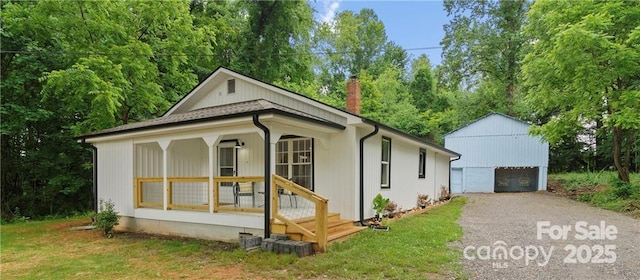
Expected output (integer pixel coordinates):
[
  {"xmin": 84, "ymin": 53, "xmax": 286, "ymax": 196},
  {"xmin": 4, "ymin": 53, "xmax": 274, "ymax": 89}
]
[{"xmin": 444, "ymin": 113, "xmax": 549, "ymax": 193}]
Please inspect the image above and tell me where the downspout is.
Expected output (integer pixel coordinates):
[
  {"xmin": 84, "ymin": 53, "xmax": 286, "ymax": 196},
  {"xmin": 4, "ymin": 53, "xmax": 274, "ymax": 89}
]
[
  {"xmin": 359, "ymin": 124, "xmax": 378, "ymax": 224},
  {"xmin": 449, "ymin": 155, "xmax": 461, "ymax": 194},
  {"xmin": 252, "ymin": 115, "xmax": 271, "ymax": 238},
  {"xmin": 93, "ymin": 146, "xmax": 98, "ymax": 213}
]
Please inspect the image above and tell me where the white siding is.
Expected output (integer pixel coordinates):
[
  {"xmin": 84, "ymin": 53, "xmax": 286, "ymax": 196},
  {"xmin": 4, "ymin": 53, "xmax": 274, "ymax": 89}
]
[
  {"xmin": 187, "ymin": 78, "xmax": 347, "ymax": 126},
  {"xmin": 361, "ymin": 132, "xmax": 450, "ymax": 219},
  {"xmin": 435, "ymin": 153, "xmax": 451, "ymax": 198},
  {"xmin": 444, "ymin": 113, "xmax": 549, "ymax": 192},
  {"xmin": 97, "ymin": 139, "xmax": 134, "ymax": 217},
  {"xmin": 169, "ymin": 138, "xmax": 208, "ymax": 177},
  {"xmin": 135, "ymin": 142, "xmax": 163, "ymax": 177},
  {"xmin": 314, "ymin": 127, "xmax": 358, "ymax": 220}
]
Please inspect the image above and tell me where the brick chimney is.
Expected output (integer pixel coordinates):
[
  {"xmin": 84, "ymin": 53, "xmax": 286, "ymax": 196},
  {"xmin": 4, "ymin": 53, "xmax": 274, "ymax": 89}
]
[{"xmin": 346, "ymin": 75, "xmax": 361, "ymax": 115}]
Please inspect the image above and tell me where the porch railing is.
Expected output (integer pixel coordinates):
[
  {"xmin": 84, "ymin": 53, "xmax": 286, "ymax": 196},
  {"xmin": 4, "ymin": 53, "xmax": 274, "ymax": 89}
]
[
  {"xmin": 214, "ymin": 176, "xmax": 265, "ymax": 213},
  {"xmin": 271, "ymin": 174, "xmax": 329, "ymax": 252},
  {"xmin": 135, "ymin": 177, "xmax": 209, "ymax": 210},
  {"xmin": 135, "ymin": 176, "xmax": 266, "ymax": 212}
]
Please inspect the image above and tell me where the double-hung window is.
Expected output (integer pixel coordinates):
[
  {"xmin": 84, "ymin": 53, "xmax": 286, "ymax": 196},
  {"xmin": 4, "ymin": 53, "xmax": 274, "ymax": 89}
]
[
  {"xmin": 381, "ymin": 137, "xmax": 391, "ymax": 189},
  {"xmin": 419, "ymin": 148, "xmax": 426, "ymax": 179}
]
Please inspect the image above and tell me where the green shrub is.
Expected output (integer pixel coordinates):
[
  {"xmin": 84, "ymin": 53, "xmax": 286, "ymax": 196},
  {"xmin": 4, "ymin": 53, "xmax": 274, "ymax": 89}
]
[
  {"xmin": 610, "ymin": 178, "xmax": 637, "ymax": 199},
  {"xmin": 95, "ymin": 199, "xmax": 120, "ymax": 238}
]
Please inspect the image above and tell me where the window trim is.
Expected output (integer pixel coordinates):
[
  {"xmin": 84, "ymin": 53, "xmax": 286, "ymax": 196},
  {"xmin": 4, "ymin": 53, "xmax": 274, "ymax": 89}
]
[
  {"xmin": 381, "ymin": 136, "xmax": 391, "ymax": 189},
  {"xmin": 418, "ymin": 148, "xmax": 426, "ymax": 179},
  {"xmin": 275, "ymin": 137, "xmax": 314, "ymax": 191},
  {"xmin": 227, "ymin": 79, "xmax": 236, "ymax": 94}
]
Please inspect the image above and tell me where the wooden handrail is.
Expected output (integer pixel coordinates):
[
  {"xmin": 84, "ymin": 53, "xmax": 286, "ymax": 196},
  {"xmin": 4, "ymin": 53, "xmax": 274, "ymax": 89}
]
[
  {"xmin": 135, "ymin": 177, "xmax": 208, "ymax": 210},
  {"xmin": 272, "ymin": 174, "xmax": 329, "ymax": 252},
  {"xmin": 213, "ymin": 176, "xmax": 265, "ymax": 213}
]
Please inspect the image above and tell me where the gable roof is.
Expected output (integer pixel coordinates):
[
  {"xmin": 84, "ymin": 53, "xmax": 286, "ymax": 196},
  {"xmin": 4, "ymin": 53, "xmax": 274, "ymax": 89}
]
[
  {"xmin": 79, "ymin": 67, "xmax": 459, "ymax": 157},
  {"xmin": 444, "ymin": 112, "xmax": 531, "ymax": 137},
  {"xmin": 79, "ymin": 99, "xmax": 344, "ymax": 139}
]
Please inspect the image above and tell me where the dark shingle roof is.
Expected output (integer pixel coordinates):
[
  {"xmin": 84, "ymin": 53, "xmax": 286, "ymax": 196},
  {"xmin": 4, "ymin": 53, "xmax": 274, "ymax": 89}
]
[{"xmin": 78, "ymin": 99, "xmax": 344, "ymax": 139}]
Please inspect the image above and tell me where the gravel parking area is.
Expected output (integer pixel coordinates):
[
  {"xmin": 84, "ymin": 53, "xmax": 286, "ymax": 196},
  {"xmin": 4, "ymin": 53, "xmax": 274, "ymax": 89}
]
[{"xmin": 457, "ymin": 193, "xmax": 640, "ymax": 280}]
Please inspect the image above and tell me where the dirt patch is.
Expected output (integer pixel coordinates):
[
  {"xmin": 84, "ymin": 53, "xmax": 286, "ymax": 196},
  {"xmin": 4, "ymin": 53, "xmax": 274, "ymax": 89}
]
[
  {"xmin": 546, "ymin": 180, "xmax": 608, "ymax": 200},
  {"xmin": 115, "ymin": 231, "xmax": 238, "ymax": 251}
]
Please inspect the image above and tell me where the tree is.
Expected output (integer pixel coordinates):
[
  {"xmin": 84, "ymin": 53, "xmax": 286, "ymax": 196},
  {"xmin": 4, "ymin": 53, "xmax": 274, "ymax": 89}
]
[
  {"xmin": 233, "ymin": 0, "xmax": 314, "ymax": 85},
  {"xmin": 1, "ymin": 0, "xmax": 208, "ymax": 219},
  {"xmin": 1, "ymin": 1, "xmax": 93, "ymax": 219},
  {"xmin": 190, "ymin": 0, "xmax": 243, "ymax": 80},
  {"xmin": 440, "ymin": 0, "xmax": 530, "ymax": 116},
  {"xmin": 37, "ymin": 1, "xmax": 204, "ymax": 134},
  {"xmin": 522, "ymin": 0, "xmax": 640, "ymax": 182}
]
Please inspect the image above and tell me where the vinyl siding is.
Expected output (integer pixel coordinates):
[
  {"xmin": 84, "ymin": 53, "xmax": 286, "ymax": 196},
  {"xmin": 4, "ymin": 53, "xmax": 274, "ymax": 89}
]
[
  {"xmin": 186, "ymin": 78, "xmax": 347, "ymax": 126},
  {"xmin": 362, "ymin": 132, "xmax": 450, "ymax": 219},
  {"xmin": 97, "ymin": 139, "xmax": 135, "ymax": 217},
  {"xmin": 444, "ymin": 114, "xmax": 549, "ymax": 192}
]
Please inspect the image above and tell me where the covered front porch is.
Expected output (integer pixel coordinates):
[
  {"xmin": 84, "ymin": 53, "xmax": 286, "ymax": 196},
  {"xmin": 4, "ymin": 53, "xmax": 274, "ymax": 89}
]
[{"xmin": 129, "ymin": 115, "xmax": 353, "ymax": 251}]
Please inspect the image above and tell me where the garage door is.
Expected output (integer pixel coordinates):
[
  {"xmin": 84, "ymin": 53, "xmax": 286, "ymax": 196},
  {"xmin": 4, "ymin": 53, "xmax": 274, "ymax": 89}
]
[{"xmin": 494, "ymin": 167, "xmax": 539, "ymax": 192}]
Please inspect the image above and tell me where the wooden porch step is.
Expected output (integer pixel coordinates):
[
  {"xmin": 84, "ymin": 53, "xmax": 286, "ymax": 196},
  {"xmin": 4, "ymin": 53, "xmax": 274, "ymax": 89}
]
[
  {"xmin": 272, "ymin": 212, "xmax": 367, "ymax": 249},
  {"xmin": 327, "ymin": 226, "xmax": 367, "ymax": 244},
  {"xmin": 290, "ymin": 213, "xmax": 341, "ymax": 228},
  {"xmin": 286, "ymin": 218, "xmax": 353, "ymax": 234}
]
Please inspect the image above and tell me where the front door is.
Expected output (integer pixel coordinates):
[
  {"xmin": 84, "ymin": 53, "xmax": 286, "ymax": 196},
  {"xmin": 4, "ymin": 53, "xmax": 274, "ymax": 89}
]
[{"xmin": 218, "ymin": 143, "xmax": 236, "ymax": 186}]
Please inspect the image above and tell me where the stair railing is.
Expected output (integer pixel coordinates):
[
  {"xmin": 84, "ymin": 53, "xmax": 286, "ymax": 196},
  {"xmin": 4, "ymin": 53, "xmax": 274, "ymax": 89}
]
[{"xmin": 271, "ymin": 174, "xmax": 329, "ymax": 252}]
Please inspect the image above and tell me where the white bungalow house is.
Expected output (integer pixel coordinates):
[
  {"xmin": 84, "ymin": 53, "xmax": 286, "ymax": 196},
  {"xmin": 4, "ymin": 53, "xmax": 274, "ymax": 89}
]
[{"xmin": 79, "ymin": 67, "xmax": 460, "ymax": 251}]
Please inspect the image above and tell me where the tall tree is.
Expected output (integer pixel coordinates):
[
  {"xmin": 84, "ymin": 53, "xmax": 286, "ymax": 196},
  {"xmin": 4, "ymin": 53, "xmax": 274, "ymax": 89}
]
[
  {"xmin": 34, "ymin": 0, "xmax": 205, "ymax": 134},
  {"xmin": 313, "ymin": 8, "xmax": 406, "ymax": 110},
  {"xmin": 440, "ymin": 0, "xmax": 530, "ymax": 116},
  {"xmin": 522, "ymin": 0, "xmax": 640, "ymax": 182},
  {"xmin": 1, "ymin": 0, "xmax": 208, "ymax": 219},
  {"xmin": 190, "ymin": 0, "xmax": 243, "ymax": 80},
  {"xmin": 233, "ymin": 0, "xmax": 314, "ymax": 84}
]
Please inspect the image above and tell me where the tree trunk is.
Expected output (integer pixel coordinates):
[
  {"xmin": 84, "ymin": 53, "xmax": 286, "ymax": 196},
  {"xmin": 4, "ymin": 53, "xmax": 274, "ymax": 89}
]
[{"xmin": 612, "ymin": 127, "xmax": 630, "ymax": 183}]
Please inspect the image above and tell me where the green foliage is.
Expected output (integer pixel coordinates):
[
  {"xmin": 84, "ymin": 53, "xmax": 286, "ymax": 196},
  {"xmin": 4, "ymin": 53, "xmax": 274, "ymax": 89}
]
[
  {"xmin": 234, "ymin": 0, "xmax": 314, "ymax": 85},
  {"xmin": 611, "ymin": 179, "xmax": 637, "ymax": 200},
  {"xmin": 440, "ymin": 0, "xmax": 530, "ymax": 115},
  {"xmin": 523, "ymin": 0, "xmax": 640, "ymax": 182},
  {"xmin": 372, "ymin": 194, "xmax": 390, "ymax": 216},
  {"xmin": 551, "ymin": 172, "xmax": 640, "ymax": 216},
  {"xmin": 95, "ymin": 199, "xmax": 120, "ymax": 237}
]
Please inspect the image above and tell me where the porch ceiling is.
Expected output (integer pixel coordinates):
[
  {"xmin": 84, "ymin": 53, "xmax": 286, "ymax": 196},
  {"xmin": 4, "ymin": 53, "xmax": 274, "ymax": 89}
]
[{"xmin": 78, "ymin": 99, "xmax": 345, "ymax": 142}]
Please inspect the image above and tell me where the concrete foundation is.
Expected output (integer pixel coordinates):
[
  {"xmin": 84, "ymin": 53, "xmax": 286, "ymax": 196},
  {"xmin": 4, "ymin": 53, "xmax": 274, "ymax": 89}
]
[{"xmin": 116, "ymin": 216, "xmax": 263, "ymax": 243}]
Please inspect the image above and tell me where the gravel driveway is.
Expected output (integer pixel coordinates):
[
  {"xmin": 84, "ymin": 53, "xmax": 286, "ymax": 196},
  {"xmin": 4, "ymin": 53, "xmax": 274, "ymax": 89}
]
[{"xmin": 457, "ymin": 193, "xmax": 640, "ymax": 280}]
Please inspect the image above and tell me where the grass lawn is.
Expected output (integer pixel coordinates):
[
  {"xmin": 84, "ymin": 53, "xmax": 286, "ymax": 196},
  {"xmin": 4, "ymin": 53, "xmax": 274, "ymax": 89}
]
[{"xmin": 1, "ymin": 197, "xmax": 466, "ymax": 280}]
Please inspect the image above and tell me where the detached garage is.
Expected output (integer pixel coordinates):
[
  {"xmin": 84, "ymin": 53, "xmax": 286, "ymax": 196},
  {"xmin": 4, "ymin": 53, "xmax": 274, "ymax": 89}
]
[{"xmin": 444, "ymin": 113, "xmax": 549, "ymax": 193}]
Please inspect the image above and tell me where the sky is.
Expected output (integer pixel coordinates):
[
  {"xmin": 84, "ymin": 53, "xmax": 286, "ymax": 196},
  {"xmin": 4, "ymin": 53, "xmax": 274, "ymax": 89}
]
[{"xmin": 311, "ymin": 0, "xmax": 450, "ymax": 66}]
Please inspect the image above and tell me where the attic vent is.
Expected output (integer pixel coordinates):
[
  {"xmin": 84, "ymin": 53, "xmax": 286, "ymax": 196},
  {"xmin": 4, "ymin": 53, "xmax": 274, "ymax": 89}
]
[{"xmin": 228, "ymin": 79, "xmax": 236, "ymax": 94}]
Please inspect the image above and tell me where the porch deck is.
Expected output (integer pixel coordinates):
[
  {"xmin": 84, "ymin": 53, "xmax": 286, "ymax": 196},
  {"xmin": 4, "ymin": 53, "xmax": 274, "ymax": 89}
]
[{"xmin": 134, "ymin": 175, "xmax": 363, "ymax": 252}]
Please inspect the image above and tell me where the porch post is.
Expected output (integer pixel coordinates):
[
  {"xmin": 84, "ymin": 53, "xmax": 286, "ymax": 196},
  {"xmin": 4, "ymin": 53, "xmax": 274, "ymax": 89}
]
[
  {"xmin": 158, "ymin": 140, "xmax": 172, "ymax": 211},
  {"xmin": 203, "ymin": 135, "xmax": 221, "ymax": 213}
]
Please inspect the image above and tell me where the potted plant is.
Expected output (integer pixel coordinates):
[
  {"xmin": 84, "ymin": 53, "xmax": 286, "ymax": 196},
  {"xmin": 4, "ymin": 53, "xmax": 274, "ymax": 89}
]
[
  {"xmin": 417, "ymin": 194, "xmax": 429, "ymax": 208},
  {"xmin": 372, "ymin": 193, "xmax": 389, "ymax": 221},
  {"xmin": 385, "ymin": 201, "xmax": 397, "ymax": 218},
  {"xmin": 439, "ymin": 186, "xmax": 451, "ymax": 202},
  {"xmin": 371, "ymin": 194, "xmax": 390, "ymax": 230}
]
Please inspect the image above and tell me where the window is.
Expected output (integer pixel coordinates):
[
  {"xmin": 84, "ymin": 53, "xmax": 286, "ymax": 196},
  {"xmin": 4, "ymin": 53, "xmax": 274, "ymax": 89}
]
[
  {"xmin": 276, "ymin": 137, "xmax": 313, "ymax": 190},
  {"xmin": 227, "ymin": 79, "xmax": 236, "ymax": 94},
  {"xmin": 418, "ymin": 148, "xmax": 426, "ymax": 179},
  {"xmin": 381, "ymin": 137, "xmax": 391, "ymax": 188}
]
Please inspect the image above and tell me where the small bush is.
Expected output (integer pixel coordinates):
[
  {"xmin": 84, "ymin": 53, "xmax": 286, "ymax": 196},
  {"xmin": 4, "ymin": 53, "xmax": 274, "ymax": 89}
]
[
  {"xmin": 610, "ymin": 178, "xmax": 637, "ymax": 199},
  {"xmin": 95, "ymin": 199, "xmax": 120, "ymax": 238}
]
